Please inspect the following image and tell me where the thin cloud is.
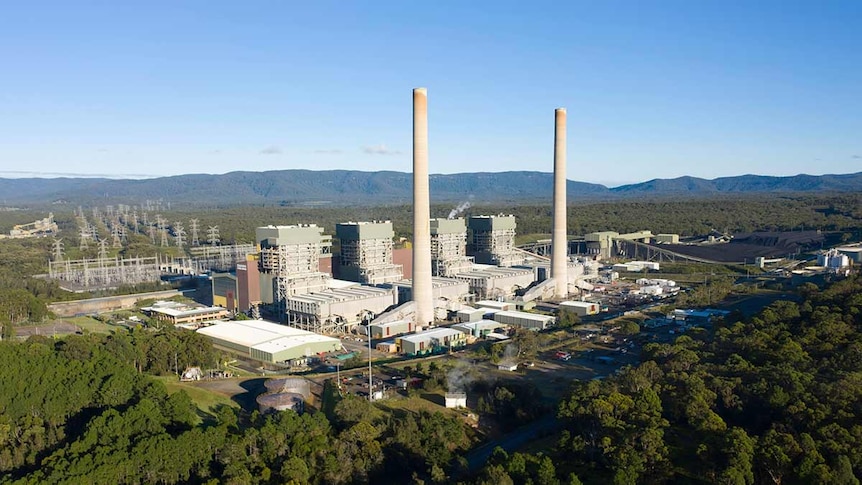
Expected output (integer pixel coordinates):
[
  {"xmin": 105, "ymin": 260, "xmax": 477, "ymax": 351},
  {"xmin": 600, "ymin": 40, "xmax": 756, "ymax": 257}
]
[
  {"xmin": 259, "ymin": 146, "xmax": 283, "ymax": 155},
  {"xmin": 314, "ymin": 149, "xmax": 343, "ymax": 154},
  {"xmin": 362, "ymin": 144, "xmax": 401, "ymax": 155},
  {"xmin": 0, "ymin": 170, "xmax": 158, "ymax": 179}
]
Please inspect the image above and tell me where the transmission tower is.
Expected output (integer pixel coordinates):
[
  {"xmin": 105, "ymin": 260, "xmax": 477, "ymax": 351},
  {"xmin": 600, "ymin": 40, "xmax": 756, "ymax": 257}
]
[
  {"xmin": 98, "ymin": 239, "xmax": 109, "ymax": 260},
  {"xmin": 112, "ymin": 225, "xmax": 122, "ymax": 248},
  {"xmin": 207, "ymin": 226, "xmax": 220, "ymax": 246},
  {"xmin": 79, "ymin": 227, "xmax": 90, "ymax": 250},
  {"xmin": 52, "ymin": 238, "xmax": 65, "ymax": 262},
  {"xmin": 173, "ymin": 221, "xmax": 186, "ymax": 247},
  {"xmin": 189, "ymin": 219, "xmax": 200, "ymax": 246}
]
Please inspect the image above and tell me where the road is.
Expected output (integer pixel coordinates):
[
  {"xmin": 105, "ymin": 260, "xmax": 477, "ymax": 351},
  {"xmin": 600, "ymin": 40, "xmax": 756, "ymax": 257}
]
[{"xmin": 462, "ymin": 413, "xmax": 560, "ymax": 474}]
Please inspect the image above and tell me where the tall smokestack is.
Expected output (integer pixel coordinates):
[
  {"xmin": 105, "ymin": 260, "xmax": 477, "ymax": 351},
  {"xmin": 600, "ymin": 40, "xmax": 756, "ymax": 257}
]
[
  {"xmin": 551, "ymin": 108, "xmax": 568, "ymax": 298},
  {"xmin": 413, "ymin": 88, "xmax": 434, "ymax": 326}
]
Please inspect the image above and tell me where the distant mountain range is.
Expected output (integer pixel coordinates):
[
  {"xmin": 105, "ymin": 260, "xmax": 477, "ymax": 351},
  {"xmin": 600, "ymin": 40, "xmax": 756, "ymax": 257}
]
[{"xmin": 1, "ymin": 170, "xmax": 860, "ymax": 207}]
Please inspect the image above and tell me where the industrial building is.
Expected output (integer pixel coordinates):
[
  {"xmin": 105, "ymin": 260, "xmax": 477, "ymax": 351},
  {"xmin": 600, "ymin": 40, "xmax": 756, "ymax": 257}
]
[
  {"xmin": 236, "ymin": 254, "xmax": 261, "ymax": 312},
  {"xmin": 369, "ymin": 320, "xmax": 415, "ymax": 339},
  {"xmin": 386, "ymin": 277, "xmax": 470, "ymax": 305},
  {"xmin": 142, "ymin": 301, "xmax": 230, "ymax": 326},
  {"xmin": 197, "ymin": 319, "xmax": 341, "ymax": 364},
  {"xmin": 613, "ymin": 261, "xmax": 660, "ymax": 272},
  {"xmin": 456, "ymin": 307, "xmax": 486, "ymax": 323},
  {"xmin": 430, "ymin": 218, "xmax": 474, "ymax": 276},
  {"xmin": 445, "ymin": 392, "xmax": 467, "ymax": 408},
  {"xmin": 655, "ymin": 234, "xmax": 680, "ymax": 244},
  {"xmin": 467, "ymin": 215, "xmax": 524, "ymax": 267},
  {"xmin": 398, "ymin": 327, "xmax": 467, "ymax": 355},
  {"xmin": 475, "ymin": 300, "xmax": 514, "ymax": 311},
  {"xmin": 376, "ymin": 341, "xmax": 398, "ymax": 353},
  {"xmin": 837, "ymin": 246, "xmax": 862, "ymax": 263},
  {"xmin": 559, "ymin": 300, "xmax": 600, "ymax": 316},
  {"xmin": 452, "ymin": 320, "xmax": 508, "ymax": 338},
  {"xmin": 212, "ymin": 272, "xmax": 238, "ymax": 312},
  {"xmin": 585, "ymin": 231, "xmax": 654, "ymax": 259},
  {"xmin": 285, "ymin": 285, "xmax": 397, "ymax": 334},
  {"xmin": 492, "ymin": 310, "xmax": 555, "ymax": 331},
  {"xmin": 6, "ymin": 214, "xmax": 58, "ymax": 238},
  {"xmin": 454, "ymin": 266, "xmax": 535, "ymax": 300},
  {"xmin": 336, "ymin": 221, "xmax": 403, "ymax": 285},
  {"xmin": 210, "ymin": 253, "xmax": 264, "ymax": 314},
  {"xmin": 818, "ymin": 249, "xmax": 851, "ymax": 269},
  {"xmin": 257, "ymin": 225, "xmax": 332, "ymax": 318}
]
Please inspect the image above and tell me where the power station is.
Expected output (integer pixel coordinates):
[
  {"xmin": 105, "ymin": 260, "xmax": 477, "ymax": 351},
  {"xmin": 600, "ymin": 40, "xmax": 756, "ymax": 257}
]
[{"xmin": 47, "ymin": 87, "xmax": 604, "ymax": 360}]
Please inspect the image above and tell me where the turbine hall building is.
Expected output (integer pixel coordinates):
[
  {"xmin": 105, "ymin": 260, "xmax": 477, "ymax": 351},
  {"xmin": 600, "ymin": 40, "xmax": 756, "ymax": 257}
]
[
  {"xmin": 284, "ymin": 285, "xmax": 397, "ymax": 334},
  {"xmin": 454, "ymin": 266, "xmax": 535, "ymax": 300}
]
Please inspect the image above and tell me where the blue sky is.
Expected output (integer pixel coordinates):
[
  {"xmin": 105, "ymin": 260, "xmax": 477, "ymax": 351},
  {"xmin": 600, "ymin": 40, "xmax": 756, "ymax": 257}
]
[{"xmin": 0, "ymin": 1, "xmax": 859, "ymax": 186}]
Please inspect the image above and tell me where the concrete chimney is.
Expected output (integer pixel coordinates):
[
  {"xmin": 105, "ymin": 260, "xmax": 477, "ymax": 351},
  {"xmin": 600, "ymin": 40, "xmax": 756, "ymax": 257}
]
[
  {"xmin": 412, "ymin": 88, "xmax": 434, "ymax": 325},
  {"xmin": 551, "ymin": 108, "xmax": 568, "ymax": 298}
]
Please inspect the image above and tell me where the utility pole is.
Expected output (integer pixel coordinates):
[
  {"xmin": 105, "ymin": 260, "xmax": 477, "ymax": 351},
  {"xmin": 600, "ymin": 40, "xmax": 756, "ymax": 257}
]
[{"xmin": 366, "ymin": 325, "xmax": 373, "ymax": 402}]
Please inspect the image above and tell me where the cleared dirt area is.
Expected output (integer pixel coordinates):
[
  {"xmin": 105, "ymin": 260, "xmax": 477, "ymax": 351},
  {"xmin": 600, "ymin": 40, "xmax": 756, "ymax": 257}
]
[{"xmin": 14, "ymin": 321, "xmax": 81, "ymax": 338}]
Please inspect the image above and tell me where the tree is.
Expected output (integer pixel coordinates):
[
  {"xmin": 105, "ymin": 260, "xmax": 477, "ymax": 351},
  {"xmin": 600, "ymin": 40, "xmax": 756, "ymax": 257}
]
[
  {"xmin": 619, "ymin": 320, "xmax": 640, "ymax": 336},
  {"xmin": 558, "ymin": 309, "xmax": 581, "ymax": 328},
  {"xmin": 513, "ymin": 328, "xmax": 539, "ymax": 361}
]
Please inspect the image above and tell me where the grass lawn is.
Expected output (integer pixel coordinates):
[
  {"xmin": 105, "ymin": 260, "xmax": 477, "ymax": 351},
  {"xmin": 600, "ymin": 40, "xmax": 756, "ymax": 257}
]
[
  {"xmin": 376, "ymin": 391, "xmax": 451, "ymax": 414},
  {"xmin": 155, "ymin": 376, "xmax": 239, "ymax": 423},
  {"xmin": 61, "ymin": 316, "xmax": 118, "ymax": 334}
]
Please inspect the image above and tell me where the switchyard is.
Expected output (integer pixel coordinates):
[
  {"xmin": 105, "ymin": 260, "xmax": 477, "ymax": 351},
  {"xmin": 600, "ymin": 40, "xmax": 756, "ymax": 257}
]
[{"xmin": 48, "ymin": 256, "xmax": 161, "ymax": 291}]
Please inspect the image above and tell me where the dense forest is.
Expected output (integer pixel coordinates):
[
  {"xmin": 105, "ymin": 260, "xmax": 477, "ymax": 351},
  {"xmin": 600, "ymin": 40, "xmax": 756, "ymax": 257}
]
[
  {"xmin": 4, "ymin": 193, "xmax": 857, "ymax": 246},
  {"xmin": 475, "ymin": 276, "xmax": 862, "ymax": 485},
  {"xmin": 0, "ymin": 328, "xmax": 473, "ymax": 484}
]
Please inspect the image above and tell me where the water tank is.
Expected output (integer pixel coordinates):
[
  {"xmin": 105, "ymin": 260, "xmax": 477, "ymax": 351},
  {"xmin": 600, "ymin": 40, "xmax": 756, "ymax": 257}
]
[{"xmin": 256, "ymin": 392, "xmax": 304, "ymax": 413}]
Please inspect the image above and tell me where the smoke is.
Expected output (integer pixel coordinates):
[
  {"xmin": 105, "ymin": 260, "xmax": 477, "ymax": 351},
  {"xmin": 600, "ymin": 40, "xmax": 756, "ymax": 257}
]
[
  {"xmin": 447, "ymin": 360, "xmax": 479, "ymax": 393},
  {"xmin": 499, "ymin": 343, "xmax": 519, "ymax": 366},
  {"xmin": 447, "ymin": 200, "xmax": 472, "ymax": 220}
]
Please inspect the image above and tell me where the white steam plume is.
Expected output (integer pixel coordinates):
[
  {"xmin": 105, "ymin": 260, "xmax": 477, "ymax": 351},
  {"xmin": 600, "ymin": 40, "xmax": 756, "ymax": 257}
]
[{"xmin": 447, "ymin": 201, "xmax": 472, "ymax": 220}]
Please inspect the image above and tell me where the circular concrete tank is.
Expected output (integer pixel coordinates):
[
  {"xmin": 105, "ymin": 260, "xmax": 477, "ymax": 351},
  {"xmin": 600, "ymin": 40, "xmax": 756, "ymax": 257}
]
[{"xmin": 256, "ymin": 392, "xmax": 304, "ymax": 413}]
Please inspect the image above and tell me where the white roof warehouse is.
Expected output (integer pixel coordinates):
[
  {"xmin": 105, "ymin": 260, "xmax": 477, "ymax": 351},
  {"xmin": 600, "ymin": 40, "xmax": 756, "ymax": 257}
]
[{"xmin": 197, "ymin": 319, "xmax": 342, "ymax": 364}]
